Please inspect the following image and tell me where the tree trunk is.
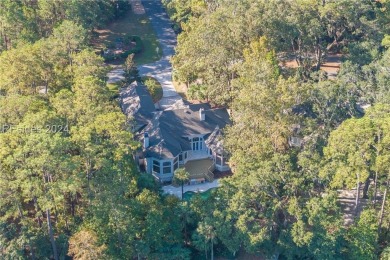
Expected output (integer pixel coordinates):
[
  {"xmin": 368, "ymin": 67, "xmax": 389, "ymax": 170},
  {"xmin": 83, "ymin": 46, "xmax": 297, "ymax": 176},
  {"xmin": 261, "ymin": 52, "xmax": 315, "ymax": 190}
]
[
  {"xmin": 326, "ymin": 38, "xmax": 338, "ymax": 51},
  {"xmin": 71, "ymin": 194, "xmax": 76, "ymax": 217},
  {"xmin": 86, "ymin": 160, "xmax": 92, "ymax": 202},
  {"xmin": 374, "ymin": 171, "xmax": 378, "ymax": 206},
  {"xmin": 211, "ymin": 238, "xmax": 214, "ymax": 260},
  {"xmin": 18, "ymin": 204, "xmax": 36, "ymax": 259},
  {"xmin": 2, "ymin": 29, "xmax": 8, "ymax": 50},
  {"xmin": 5, "ymin": 34, "xmax": 9, "ymax": 50},
  {"xmin": 33, "ymin": 197, "xmax": 43, "ymax": 228},
  {"xmin": 0, "ymin": 21, "xmax": 3, "ymax": 50},
  {"xmin": 355, "ymin": 180, "xmax": 360, "ymax": 216},
  {"xmin": 378, "ymin": 182, "xmax": 388, "ymax": 234},
  {"xmin": 46, "ymin": 209, "xmax": 59, "ymax": 260},
  {"xmin": 363, "ymin": 178, "xmax": 370, "ymax": 199},
  {"xmin": 184, "ymin": 217, "xmax": 188, "ymax": 244},
  {"xmin": 314, "ymin": 38, "xmax": 322, "ymax": 71},
  {"xmin": 181, "ymin": 181, "xmax": 184, "ymax": 199},
  {"xmin": 45, "ymin": 80, "xmax": 48, "ymax": 94}
]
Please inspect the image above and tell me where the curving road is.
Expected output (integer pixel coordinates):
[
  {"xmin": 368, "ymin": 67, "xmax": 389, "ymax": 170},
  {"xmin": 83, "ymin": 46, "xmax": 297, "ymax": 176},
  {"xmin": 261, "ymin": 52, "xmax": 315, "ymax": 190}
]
[{"xmin": 138, "ymin": 0, "xmax": 182, "ymax": 109}]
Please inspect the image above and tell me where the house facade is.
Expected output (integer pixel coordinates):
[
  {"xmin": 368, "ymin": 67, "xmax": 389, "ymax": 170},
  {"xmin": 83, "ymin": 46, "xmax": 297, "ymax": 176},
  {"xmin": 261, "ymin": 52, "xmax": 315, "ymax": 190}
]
[{"xmin": 121, "ymin": 82, "xmax": 231, "ymax": 183}]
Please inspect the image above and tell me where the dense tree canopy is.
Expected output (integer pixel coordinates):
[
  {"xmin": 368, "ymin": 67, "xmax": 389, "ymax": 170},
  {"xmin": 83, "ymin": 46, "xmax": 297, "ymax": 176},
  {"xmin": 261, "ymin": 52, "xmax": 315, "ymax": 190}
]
[
  {"xmin": 0, "ymin": 0, "xmax": 130, "ymax": 52},
  {"xmin": 166, "ymin": 0, "xmax": 390, "ymax": 258},
  {"xmin": 1, "ymin": 0, "xmax": 389, "ymax": 258},
  {"xmin": 171, "ymin": 0, "xmax": 388, "ymax": 104},
  {"xmin": 0, "ymin": 9, "xmax": 188, "ymax": 259}
]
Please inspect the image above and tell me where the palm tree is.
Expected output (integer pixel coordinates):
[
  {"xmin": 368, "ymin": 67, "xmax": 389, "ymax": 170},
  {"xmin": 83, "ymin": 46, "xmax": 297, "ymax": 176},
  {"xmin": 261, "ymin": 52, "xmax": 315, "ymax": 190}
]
[
  {"xmin": 196, "ymin": 220, "xmax": 216, "ymax": 260},
  {"xmin": 174, "ymin": 168, "xmax": 190, "ymax": 199}
]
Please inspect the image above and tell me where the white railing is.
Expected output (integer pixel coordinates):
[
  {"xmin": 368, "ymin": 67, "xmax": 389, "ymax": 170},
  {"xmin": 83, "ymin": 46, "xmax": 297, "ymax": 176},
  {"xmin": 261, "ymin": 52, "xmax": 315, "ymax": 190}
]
[
  {"xmin": 187, "ymin": 150, "xmax": 211, "ymax": 161},
  {"xmin": 205, "ymin": 163, "xmax": 215, "ymax": 182}
]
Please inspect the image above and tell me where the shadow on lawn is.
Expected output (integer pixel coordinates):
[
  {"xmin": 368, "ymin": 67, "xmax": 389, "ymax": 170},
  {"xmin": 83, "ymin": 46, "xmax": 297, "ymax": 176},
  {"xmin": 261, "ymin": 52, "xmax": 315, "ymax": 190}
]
[{"xmin": 92, "ymin": 9, "xmax": 162, "ymax": 65}]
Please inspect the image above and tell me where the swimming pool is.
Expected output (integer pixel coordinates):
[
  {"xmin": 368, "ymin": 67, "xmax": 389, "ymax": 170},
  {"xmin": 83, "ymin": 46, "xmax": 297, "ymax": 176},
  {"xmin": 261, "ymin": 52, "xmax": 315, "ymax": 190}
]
[{"xmin": 183, "ymin": 187, "xmax": 217, "ymax": 201}]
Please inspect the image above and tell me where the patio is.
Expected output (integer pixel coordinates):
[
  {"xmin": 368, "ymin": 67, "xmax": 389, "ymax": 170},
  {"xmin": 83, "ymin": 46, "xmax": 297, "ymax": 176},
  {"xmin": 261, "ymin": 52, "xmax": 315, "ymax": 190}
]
[{"xmin": 184, "ymin": 158, "xmax": 215, "ymax": 182}]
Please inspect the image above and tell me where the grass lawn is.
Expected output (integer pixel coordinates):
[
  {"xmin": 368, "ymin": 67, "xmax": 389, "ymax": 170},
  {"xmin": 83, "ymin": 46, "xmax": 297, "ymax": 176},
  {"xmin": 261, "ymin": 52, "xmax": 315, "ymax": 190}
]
[
  {"xmin": 93, "ymin": 10, "xmax": 162, "ymax": 65},
  {"xmin": 141, "ymin": 76, "xmax": 163, "ymax": 103}
]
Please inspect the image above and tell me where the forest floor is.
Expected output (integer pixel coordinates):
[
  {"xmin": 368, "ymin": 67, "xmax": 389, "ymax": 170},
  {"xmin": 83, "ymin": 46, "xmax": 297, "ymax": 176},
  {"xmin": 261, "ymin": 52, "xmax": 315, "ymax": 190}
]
[
  {"xmin": 338, "ymin": 185, "xmax": 377, "ymax": 226},
  {"xmin": 281, "ymin": 53, "xmax": 342, "ymax": 78}
]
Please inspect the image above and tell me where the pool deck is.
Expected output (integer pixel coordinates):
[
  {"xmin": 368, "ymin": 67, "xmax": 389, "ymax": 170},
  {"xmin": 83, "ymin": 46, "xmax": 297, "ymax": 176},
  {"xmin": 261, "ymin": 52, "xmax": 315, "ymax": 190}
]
[
  {"xmin": 184, "ymin": 158, "xmax": 214, "ymax": 180},
  {"xmin": 162, "ymin": 179, "xmax": 220, "ymax": 199}
]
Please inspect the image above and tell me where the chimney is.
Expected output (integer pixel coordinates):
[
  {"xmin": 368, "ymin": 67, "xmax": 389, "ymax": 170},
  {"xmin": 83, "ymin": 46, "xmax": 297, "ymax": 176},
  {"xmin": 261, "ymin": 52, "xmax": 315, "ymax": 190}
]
[
  {"xmin": 199, "ymin": 108, "xmax": 205, "ymax": 121},
  {"xmin": 227, "ymin": 109, "xmax": 232, "ymax": 116},
  {"xmin": 144, "ymin": 132, "xmax": 149, "ymax": 148}
]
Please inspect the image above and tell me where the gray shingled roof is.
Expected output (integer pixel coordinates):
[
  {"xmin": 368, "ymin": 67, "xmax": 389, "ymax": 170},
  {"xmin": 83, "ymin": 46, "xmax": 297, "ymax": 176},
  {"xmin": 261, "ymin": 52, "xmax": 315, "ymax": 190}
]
[
  {"xmin": 120, "ymin": 81, "xmax": 155, "ymax": 127},
  {"xmin": 205, "ymin": 126, "xmax": 226, "ymax": 155},
  {"xmin": 141, "ymin": 104, "xmax": 231, "ymax": 159},
  {"xmin": 120, "ymin": 82, "xmax": 231, "ymax": 159}
]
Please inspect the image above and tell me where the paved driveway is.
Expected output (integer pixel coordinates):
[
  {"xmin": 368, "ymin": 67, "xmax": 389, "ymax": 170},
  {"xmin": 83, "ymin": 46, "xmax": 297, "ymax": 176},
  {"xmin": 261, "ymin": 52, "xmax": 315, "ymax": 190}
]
[
  {"xmin": 139, "ymin": 0, "xmax": 182, "ymax": 109},
  {"xmin": 107, "ymin": 65, "xmax": 126, "ymax": 84}
]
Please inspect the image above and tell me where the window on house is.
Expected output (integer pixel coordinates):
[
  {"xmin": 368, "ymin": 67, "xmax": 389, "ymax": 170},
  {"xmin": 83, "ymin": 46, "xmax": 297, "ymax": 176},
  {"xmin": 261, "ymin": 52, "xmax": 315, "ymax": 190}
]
[
  {"xmin": 184, "ymin": 152, "xmax": 187, "ymax": 160},
  {"xmin": 191, "ymin": 137, "xmax": 204, "ymax": 151},
  {"xmin": 216, "ymin": 154, "xmax": 222, "ymax": 166},
  {"xmin": 163, "ymin": 161, "xmax": 171, "ymax": 174},
  {"xmin": 153, "ymin": 160, "xmax": 160, "ymax": 174},
  {"xmin": 222, "ymin": 156, "xmax": 229, "ymax": 166},
  {"xmin": 179, "ymin": 153, "xmax": 183, "ymax": 162}
]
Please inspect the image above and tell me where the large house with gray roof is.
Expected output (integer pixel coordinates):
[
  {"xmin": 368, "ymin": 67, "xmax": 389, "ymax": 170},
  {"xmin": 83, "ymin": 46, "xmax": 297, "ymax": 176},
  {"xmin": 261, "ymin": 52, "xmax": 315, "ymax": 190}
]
[{"xmin": 121, "ymin": 81, "xmax": 231, "ymax": 183}]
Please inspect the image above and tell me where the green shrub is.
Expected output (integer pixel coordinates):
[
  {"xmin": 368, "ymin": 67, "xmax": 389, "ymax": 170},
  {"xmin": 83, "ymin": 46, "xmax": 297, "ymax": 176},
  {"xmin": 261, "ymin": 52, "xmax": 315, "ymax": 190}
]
[
  {"xmin": 131, "ymin": 35, "xmax": 143, "ymax": 54},
  {"xmin": 187, "ymin": 84, "xmax": 208, "ymax": 100},
  {"xmin": 107, "ymin": 42, "xmax": 115, "ymax": 49},
  {"xmin": 142, "ymin": 77, "xmax": 163, "ymax": 103},
  {"xmin": 144, "ymin": 78, "xmax": 159, "ymax": 95},
  {"xmin": 103, "ymin": 35, "xmax": 143, "ymax": 62}
]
